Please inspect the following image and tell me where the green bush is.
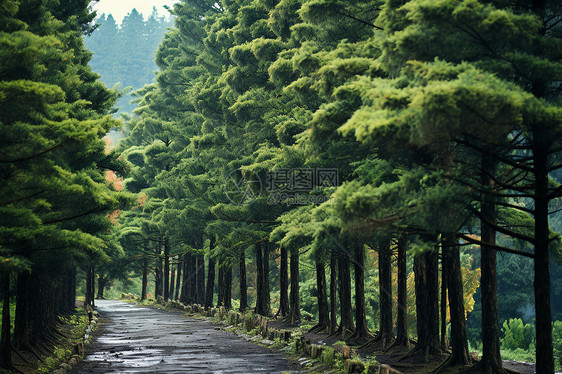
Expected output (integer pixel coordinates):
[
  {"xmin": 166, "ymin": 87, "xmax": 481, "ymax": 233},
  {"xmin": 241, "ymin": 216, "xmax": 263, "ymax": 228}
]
[
  {"xmin": 553, "ymin": 320, "xmax": 562, "ymax": 369},
  {"xmin": 500, "ymin": 318, "xmax": 535, "ymax": 351},
  {"xmin": 322, "ymin": 346, "xmax": 335, "ymax": 366}
]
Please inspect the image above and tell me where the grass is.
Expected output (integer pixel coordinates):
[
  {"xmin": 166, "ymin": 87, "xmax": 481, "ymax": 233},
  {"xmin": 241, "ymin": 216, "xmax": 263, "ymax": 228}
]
[
  {"xmin": 36, "ymin": 309, "xmax": 91, "ymax": 373},
  {"xmin": 0, "ymin": 300, "xmax": 16, "ymax": 336}
]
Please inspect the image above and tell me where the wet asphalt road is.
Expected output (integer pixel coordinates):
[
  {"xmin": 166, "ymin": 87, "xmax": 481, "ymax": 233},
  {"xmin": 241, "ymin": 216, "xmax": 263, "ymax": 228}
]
[{"xmin": 69, "ymin": 300, "xmax": 300, "ymax": 373}]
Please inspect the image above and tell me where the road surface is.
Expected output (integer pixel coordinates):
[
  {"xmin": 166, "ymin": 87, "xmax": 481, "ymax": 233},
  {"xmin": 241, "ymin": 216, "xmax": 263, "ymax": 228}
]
[{"xmin": 69, "ymin": 300, "xmax": 300, "ymax": 373}]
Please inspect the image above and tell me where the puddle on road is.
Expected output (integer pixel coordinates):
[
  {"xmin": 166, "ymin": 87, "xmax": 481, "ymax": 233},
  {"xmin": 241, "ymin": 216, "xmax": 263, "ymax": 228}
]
[{"xmin": 84, "ymin": 347, "xmax": 164, "ymax": 367}]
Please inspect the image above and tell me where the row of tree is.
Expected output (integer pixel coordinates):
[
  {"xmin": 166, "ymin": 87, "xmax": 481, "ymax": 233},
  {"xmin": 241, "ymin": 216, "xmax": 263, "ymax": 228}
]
[
  {"xmin": 0, "ymin": 0, "xmax": 130, "ymax": 370},
  {"xmin": 84, "ymin": 9, "xmax": 174, "ymax": 113},
  {"xmin": 114, "ymin": 0, "xmax": 562, "ymax": 373}
]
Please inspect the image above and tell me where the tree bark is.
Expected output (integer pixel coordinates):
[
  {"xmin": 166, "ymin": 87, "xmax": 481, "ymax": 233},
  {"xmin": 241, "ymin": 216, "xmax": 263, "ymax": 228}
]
[
  {"xmin": 206, "ymin": 255, "xmax": 215, "ymax": 308},
  {"xmin": 239, "ymin": 251, "xmax": 248, "ymax": 311},
  {"xmin": 444, "ymin": 235, "xmax": 471, "ymax": 365},
  {"xmin": 427, "ymin": 249, "xmax": 440, "ymax": 351},
  {"xmin": 174, "ymin": 257, "xmax": 182, "ymax": 301},
  {"xmin": 395, "ymin": 236, "xmax": 409, "ymax": 347},
  {"xmin": 224, "ymin": 261, "xmax": 232, "ymax": 309},
  {"xmin": 533, "ymin": 132, "xmax": 555, "ymax": 374},
  {"xmin": 0, "ymin": 271, "xmax": 12, "ymax": 370},
  {"xmin": 169, "ymin": 262, "xmax": 176, "ymax": 301},
  {"xmin": 280, "ymin": 246, "xmax": 289, "ymax": 317},
  {"xmin": 14, "ymin": 271, "xmax": 30, "ymax": 349},
  {"xmin": 329, "ymin": 252, "xmax": 338, "ymax": 334},
  {"xmin": 164, "ymin": 237, "xmax": 170, "ymax": 301},
  {"xmin": 338, "ymin": 255, "xmax": 354, "ymax": 338},
  {"xmin": 289, "ymin": 248, "xmax": 300, "ymax": 325},
  {"xmin": 351, "ymin": 242, "xmax": 371, "ymax": 343},
  {"xmin": 141, "ymin": 257, "xmax": 148, "ymax": 300},
  {"xmin": 379, "ymin": 240, "xmax": 393, "ymax": 347},
  {"xmin": 217, "ymin": 258, "xmax": 224, "ymax": 307},
  {"xmin": 196, "ymin": 254, "xmax": 205, "ymax": 305},
  {"xmin": 85, "ymin": 265, "xmax": 93, "ymax": 307},
  {"xmin": 314, "ymin": 260, "xmax": 329, "ymax": 331},
  {"xmin": 155, "ymin": 245, "xmax": 163, "ymax": 299},
  {"xmin": 61, "ymin": 267, "xmax": 76, "ymax": 315},
  {"xmin": 413, "ymin": 250, "xmax": 441, "ymax": 360},
  {"xmin": 180, "ymin": 253, "xmax": 189, "ymax": 303},
  {"xmin": 263, "ymin": 241, "xmax": 271, "ymax": 316},
  {"xmin": 97, "ymin": 273, "xmax": 106, "ymax": 299},
  {"xmin": 440, "ymin": 249, "xmax": 448, "ymax": 350},
  {"xmin": 189, "ymin": 252, "xmax": 196, "ymax": 304},
  {"xmin": 255, "ymin": 242, "xmax": 264, "ymax": 315},
  {"xmin": 480, "ymin": 155, "xmax": 504, "ymax": 373}
]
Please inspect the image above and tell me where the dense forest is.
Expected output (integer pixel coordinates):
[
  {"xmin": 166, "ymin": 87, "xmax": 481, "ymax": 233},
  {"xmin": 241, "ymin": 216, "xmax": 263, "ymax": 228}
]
[
  {"xmin": 84, "ymin": 9, "xmax": 173, "ymax": 114},
  {"xmin": 0, "ymin": 0, "xmax": 132, "ymax": 370},
  {"xmin": 1, "ymin": 0, "xmax": 562, "ymax": 373}
]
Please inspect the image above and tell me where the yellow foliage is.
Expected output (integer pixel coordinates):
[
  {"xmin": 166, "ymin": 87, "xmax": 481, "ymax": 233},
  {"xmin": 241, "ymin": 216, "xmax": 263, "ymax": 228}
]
[{"xmin": 391, "ymin": 252, "xmax": 480, "ymax": 331}]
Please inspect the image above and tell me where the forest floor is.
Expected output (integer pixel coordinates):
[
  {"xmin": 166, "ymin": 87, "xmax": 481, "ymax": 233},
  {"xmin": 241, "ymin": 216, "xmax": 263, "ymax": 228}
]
[
  {"xmin": 67, "ymin": 300, "xmax": 301, "ymax": 373},
  {"xmin": 267, "ymin": 319, "xmax": 537, "ymax": 374},
  {"xmin": 10, "ymin": 302, "xmax": 92, "ymax": 374}
]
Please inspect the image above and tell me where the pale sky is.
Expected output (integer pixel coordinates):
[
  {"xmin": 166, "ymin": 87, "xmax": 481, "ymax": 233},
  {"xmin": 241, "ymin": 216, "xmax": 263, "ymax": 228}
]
[{"xmin": 91, "ymin": 0, "xmax": 179, "ymax": 24}]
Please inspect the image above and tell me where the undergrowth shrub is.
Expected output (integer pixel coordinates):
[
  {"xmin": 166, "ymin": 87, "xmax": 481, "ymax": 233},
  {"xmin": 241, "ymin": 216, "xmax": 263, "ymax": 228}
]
[{"xmin": 501, "ymin": 318, "xmax": 535, "ymax": 350}]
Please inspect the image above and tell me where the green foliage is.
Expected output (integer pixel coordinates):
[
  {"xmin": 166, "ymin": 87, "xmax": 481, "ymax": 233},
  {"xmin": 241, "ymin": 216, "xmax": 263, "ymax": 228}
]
[
  {"xmin": 38, "ymin": 346, "xmax": 72, "ymax": 373},
  {"xmin": 501, "ymin": 318, "xmax": 536, "ymax": 351},
  {"xmin": 553, "ymin": 321, "xmax": 562, "ymax": 369},
  {"xmin": 321, "ymin": 346, "xmax": 335, "ymax": 366},
  {"xmin": 0, "ymin": 301, "xmax": 16, "ymax": 336}
]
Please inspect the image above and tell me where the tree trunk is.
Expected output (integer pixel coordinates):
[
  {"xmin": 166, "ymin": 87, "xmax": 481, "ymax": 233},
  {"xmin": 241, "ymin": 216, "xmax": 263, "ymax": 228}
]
[
  {"xmin": 480, "ymin": 155, "xmax": 504, "ymax": 373},
  {"xmin": 413, "ymin": 250, "xmax": 441, "ymax": 360},
  {"xmin": 255, "ymin": 243, "xmax": 264, "ymax": 315},
  {"xmin": 263, "ymin": 241, "xmax": 271, "ymax": 316},
  {"xmin": 180, "ymin": 254, "xmax": 189, "ymax": 303},
  {"xmin": 14, "ymin": 271, "xmax": 30, "ymax": 349},
  {"xmin": 141, "ymin": 257, "xmax": 148, "ymax": 301},
  {"xmin": 189, "ymin": 252, "xmax": 196, "ymax": 304},
  {"xmin": 280, "ymin": 246, "xmax": 289, "ymax": 317},
  {"xmin": 0, "ymin": 271, "xmax": 12, "ymax": 370},
  {"xmin": 164, "ymin": 238, "xmax": 170, "ymax": 301},
  {"xmin": 329, "ymin": 252, "xmax": 338, "ymax": 334},
  {"xmin": 85, "ymin": 265, "xmax": 93, "ymax": 307},
  {"xmin": 395, "ymin": 236, "xmax": 409, "ymax": 347},
  {"xmin": 533, "ymin": 134, "xmax": 554, "ymax": 374},
  {"xmin": 217, "ymin": 259, "xmax": 224, "ymax": 307},
  {"xmin": 155, "ymin": 245, "xmax": 163, "ymax": 299},
  {"xmin": 427, "ymin": 249, "xmax": 440, "ymax": 351},
  {"xmin": 351, "ymin": 242, "xmax": 371, "ymax": 343},
  {"xmin": 315, "ymin": 260, "xmax": 329, "ymax": 331},
  {"xmin": 86, "ymin": 265, "xmax": 96, "ymax": 307},
  {"xmin": 289, "ymin": 248, "xmax": 300, "ymax": 325},
  {"xmin": 338, "ymin": 255, "xmax": 354, "ymax": 338},
  {"xmin": 239, "ymin": 251, "xmax": 248, "ymax": 311},
  {"xmin": 440, "ymin": 249, "xmax": 448, "ymax": 350},
  {"xmin": 169, "ymin": 262, "xmax": 176, "ymax": 301},
  {"xmin": 60, "ymin": 267, "xmax": 76, "ymax": 315},
  {"xmin": 174, "ymin": 257, "xmax": 182, "ymax": 301},
  {"xmin": 97, "ymin": 273, "xmax": 106, "ymax": 299},
  {"xmin": 224, "ymin": 261, "xmax": 232, "ymax": 309},
  {"xmin": 206, "ymin": 255, "xmax": 215, "ymax": 308},
  {"xmin": 444, "ymin": 235, "xmax": 471, "ymax": 365},
  {"xmin": 379, "ymin": 240, "xmax": 393, "ymax": 347},
  {"xmin": 196, "ymin": 254, "xmax": 205, "ymax": 305}
]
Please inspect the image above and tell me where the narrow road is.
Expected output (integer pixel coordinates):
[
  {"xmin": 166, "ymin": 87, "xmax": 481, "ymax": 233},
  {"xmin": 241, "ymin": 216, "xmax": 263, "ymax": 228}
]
[{"xmin": 69, "ymin": 300, "xmax": 300, "ymax": 373}]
